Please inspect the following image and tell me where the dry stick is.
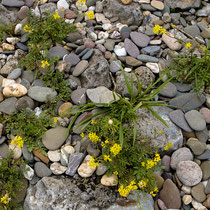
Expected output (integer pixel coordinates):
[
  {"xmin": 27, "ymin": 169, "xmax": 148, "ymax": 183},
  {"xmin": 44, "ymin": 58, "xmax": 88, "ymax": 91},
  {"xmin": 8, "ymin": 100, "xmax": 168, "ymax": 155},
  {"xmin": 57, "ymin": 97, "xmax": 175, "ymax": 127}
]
[{"xmin": 109, "ymin": 72, "xmax": 117, "ymax": 92}]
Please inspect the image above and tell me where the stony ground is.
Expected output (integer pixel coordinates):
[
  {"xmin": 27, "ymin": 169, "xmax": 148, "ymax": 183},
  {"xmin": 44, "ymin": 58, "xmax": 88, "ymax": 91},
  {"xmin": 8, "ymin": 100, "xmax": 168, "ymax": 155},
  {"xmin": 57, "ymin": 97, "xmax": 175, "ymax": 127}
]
[{"xmin": 0, "ymin": 0, "xmax": 210, "ymax": 210}]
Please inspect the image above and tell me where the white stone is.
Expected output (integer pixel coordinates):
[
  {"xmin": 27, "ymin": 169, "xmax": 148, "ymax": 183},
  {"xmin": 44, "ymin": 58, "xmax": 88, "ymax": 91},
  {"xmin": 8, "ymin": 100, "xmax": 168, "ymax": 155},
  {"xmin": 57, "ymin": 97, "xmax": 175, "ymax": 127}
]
[
  {"xmin": 138, "ymin": 0, "xmax": 150, "ymax": 3},
  {"xmin": 61, "ymin": 145, "xmax": 75, "ymax": 155},
  {"xmin": 23, "ymin": 164, "xmax": 34, "ymax": 180},
  {"xmin": 3, "ymin": 83, "xmax": 28, "ymax": 97},
  {"xmin": 6, "ymin": 37, "xmax": 20, "ymax": 45},
  {"xmin": 181, "ymin": 185, "xmax": 191, "ymax": 194},
  {"xmin": 2, "ymin": 78, "xmax": 16, "ymax": 87},
  {"xmin": 95, "ymin": 13, "xmax": 105, "ymax": 22},
  {"xmin": 15, "ymin": 24, "xmax": 23, "ymax": 35},
  {"xmin": 150, "ymin": 39, "xmax": 162, "ymax": 45},
  {"xmin": 88, "ymin": 31, "xmax": 97, "ymax": 41},
  {"xmin": 146, "ymin": 62, "xmax": 159, "ymax": 73},
  {"xmin": 114, "ymin": 45, "xmax": 127, "ymax": 56},
  {"xmin": 124, "ymin": 67, "xmax": 132, "ymax": 72},
  {"xmin": 50, "ymin": 162, "xmax": 67, "ymax": 175},
  {"xmin": 9, "ymin": 143, "xmax": 22, "ymax": 159},
  {"xmin": 102, "ymin": 23, "xmax": 112, "ymax": 31},
  {"xmin": 182, "ymin": 195, "xmax": 192, "ymax": 205},
  {"xmin": 162, "ymin": 33, "xmax": 182, "ymax": 51},
  {"xmin": 110, "ymin": 31, "xmax": 121, "ymax": 39},
  {"xmin": 192, "ymin": 199, "xmax": 207, "ymax": 210},
  {"xmin": 116, "ymin": 23, "xmax": 128, "ymax": 31},
  {"xmin": 101, "ymin": 174, "xmax": 118, "ymax": 186},
  {"xmin": 77, "ymin": 155, "xmax": 96, "ymax": 177},
  {"xmin": 89, "ymin": 6, "xmax": 95, "ymax": 11},
  {"xmin": 48, "ymin": 150, "xmax": 61, "ymax": 162},
  {"xmin": 98, "ymin": 31, "xmax": 109, "ymax": 40},
  {"xmin": 57, "ymin": 0, "xmax": 69, "ymax": 9}
]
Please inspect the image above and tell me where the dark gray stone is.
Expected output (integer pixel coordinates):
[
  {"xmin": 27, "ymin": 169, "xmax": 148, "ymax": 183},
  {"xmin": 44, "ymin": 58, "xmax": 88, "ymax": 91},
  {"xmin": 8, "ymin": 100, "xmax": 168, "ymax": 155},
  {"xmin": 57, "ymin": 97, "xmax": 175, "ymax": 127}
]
[
  {"xmin": 109, "ymin": 60, "xmax": 121, "ymax": 73},
  {"xmin": 0, "ymin": 97, "xmax": 17, "ymax": 115},
  {"xmin": 82, "ymin": 49, "xmax": 94, "ymax": 60},
  {"xmin": 0, "ymin": 143, "xmax": 9, "ymax": 158},
  {"xmin": 34, "ymin": 162, "xmax": 52, "ymax": 178},
  {"xmin": 2, "ymin": 0, "xmax": 24, "ymax": 7},
  {"xmin": 71, "ymin": 88, "xmax": 86, "ymax": 105},
  {"xmin": 64, "ymin": 52, "xmax": 80, "ymax": 66},
  {"xmin": 66, "ymin": 153, "xmax": 84, "ymax": 176},
  {"xmin": 130, "ymin": 32, "xmax": 150, "ymax": 48},
  {"xmin": 137, "ymin": 54, "xmax": 159, "ymax": 63},
  {"xmin": 22, "ymin": 71, "xmax": 34, "ymax": 83},
  {"xmin": 124, "ymin": 38, "xmax": 140, "ymax": 58},
  {"xmin": 195, "ymin": 127, "xmax": 209, "ymax": 143},
  {"xmin": 47, "ymin": 46, "xmax": 69, "ymax": 59},
  {"xmin": 15, "ymin": 96, "xmax": 35, "ymax": 111},
  {"xmin": 173, "ymin": 82, "xmax": 192, "ymax": 92},
  {"xmin": 141, "ymin": 46, "xmax": 161, "ymax": 56},
  {"xmin": 120, "ymin": 26, "xmax": 131, "ymax": 40},
  {"xmin": 66, "ymin": 32, "xmax": 82, "ymax": 43},
  {"xmin": 22, "ymin": 144, "xmax": 34, "ymax": 162},
  {"xmin": 7, "ymin": 68, "xmax": 22, "ymax": 79},
  {"xmin": 159, "ymin": 82, "xmax": 177, "ymax": 98},
  {"xmin": 196, "ymin": 150, "xmax": 210, "ymax": 160},
  {"xmin": 16, "ymin": 42, "xmax": 28, "ymax": 51}
]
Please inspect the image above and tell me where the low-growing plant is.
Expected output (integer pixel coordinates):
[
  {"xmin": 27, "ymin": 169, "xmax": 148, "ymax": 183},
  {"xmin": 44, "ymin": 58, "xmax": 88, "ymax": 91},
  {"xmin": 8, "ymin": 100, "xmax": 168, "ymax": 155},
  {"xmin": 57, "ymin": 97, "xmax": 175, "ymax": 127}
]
[
  {"xmin": 0, "ymin": 151, "xmax": 25, "ymax": 210},
  {"xmin": 1, "ymin": 109, "xmax": 55, "ymax": 153},
  {"xmin": 19, "ymin": 11, "xmax": 76, "ymax": 71},
  {"xmin": 0, "ymin": 23, "xmax": 15, "ymax": 43}
]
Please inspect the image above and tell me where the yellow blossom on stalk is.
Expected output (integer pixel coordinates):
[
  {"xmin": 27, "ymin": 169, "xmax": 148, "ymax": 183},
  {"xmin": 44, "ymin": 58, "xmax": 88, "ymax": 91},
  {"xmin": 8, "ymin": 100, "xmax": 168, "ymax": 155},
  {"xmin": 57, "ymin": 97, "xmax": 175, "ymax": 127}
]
[
  {"xmin": 185, "ymin": 42, "xmax": 192, "ymax": 49},
  {"xmin": 80, "ymin": 132, "xmax": 85, "ymax": 138},
  {"xmin": 0, "ymin": 194, "xmax": 11, "ymax": 205},
  {"xmin": 103, "ymin": 155, "xmax": 112, "ymax": 162},
  {"xmin": 105, "ymin": 139, "xmax": 109, "ymax": 144},
  {"xmin": 101, "ymin": 142, "xmax": 106, "ymax": 148},
  {"xmin": 86, "ymin": 11, "xmax": 95, "ymax": 19},
  {"xmin": 118, "ymin": 181, "xmax": 138, "ymax": 197},
  {"xmin": 153, "ymin": 25, "xmax": 167, "ymax": 35},
  {"xmin": 78, "ymin": 0, "xmax": 86, "ymax": 4},
  {"xmin": 172, "ymin": 24, "xmax": 176, "ymax": 28},
  {"xmin": 113, "ymin": 171, "xmax": 118, "ymax": 175},
  {"xmin": 146, "ymin": 159, "xmax": 155, "ymax": 170},
  {"xmin": 41, "ymin": 60, "xmax": 50, "ymax": 68},
  {"xmin": 88, "ymin": 132, "xmax": 101, "ymax": 143},
  {"xmin": 53, "ymin": 12, "xmax": 61, "ymax": 19},
  {"xmin": 110, "ymin": 143, "xmax": 122, "ymax": 156},
  {"xmin": 202, "ymin": 46, "xmax": 206, "ymax": 51},
  {"xmin": 164, "ymin": 142, "xmax": 172, "ymax": 151},
  {"xmin": 138, "ymin": 180, "xmax": 147, "ymax": 189},
  {"xmin": 91, "ymin": 120, "xmax": 96, "ymax": 125},
  {"xmin": 11, "ymin": 136, "xmax": 24, "ymax": 149},
  {"xmin": 158, "ymin": 130, "xmax": 163, "ymax": 134},
  {"xmin": 154, "ymin": 152, "xmax": 161, "ymax": 162},
  {"xmin": 150, "ymin": 187, "xmax": 159, "ymax": 197},
  {"xmin": 89, "ymin": 157, "xmax": 99, "ymax": 168},
  {"xmin": 141, "ymin": 162, "xmax": 145, "ymax": 167},
  {"xmin": 160, "ymin": 28, "xmax": 167, "ymax": 34},
  {"xmin": 24, "ymin": 25, "xmax": 32, "ymax": 33},
  {"xmin": 54, "ymin": 117, "xmax": 58, "ymax": 123}
]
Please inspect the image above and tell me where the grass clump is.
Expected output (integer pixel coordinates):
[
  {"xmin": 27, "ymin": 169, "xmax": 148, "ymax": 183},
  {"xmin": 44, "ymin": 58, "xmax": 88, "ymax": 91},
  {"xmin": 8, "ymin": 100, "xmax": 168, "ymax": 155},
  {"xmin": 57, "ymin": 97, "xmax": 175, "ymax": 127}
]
[
  {"xmin": 0, "ymin": 24, "xmax": 15, "ymax": 43},
  {"xmin": 0, "ymin": 151, "xmax": 25, "ymax": 210},
  {"xmin": 66, "ymin": 68, "xmax": 172, "ymax": 198},
  {"xmin": 1, "ymin": 109, "xmax": 55, "ymax": 153}
]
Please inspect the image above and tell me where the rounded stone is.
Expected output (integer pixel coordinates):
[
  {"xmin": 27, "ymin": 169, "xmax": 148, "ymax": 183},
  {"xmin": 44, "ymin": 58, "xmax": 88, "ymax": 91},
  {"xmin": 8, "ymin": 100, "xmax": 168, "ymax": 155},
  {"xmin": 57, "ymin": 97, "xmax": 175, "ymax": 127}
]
[
  {"xmin": 185, "ymin": 110, "xmax": 206, "ymax": 131},
  {"xmin": 15, "ymin": 96, "xmax": 35, "ymax": 111},
  {"xmin": 34, "ymin": 162, "xmax": 52, "ymax": 178},
  {"xmin": 186, "ymin": 138, "xmax": 206, "ymax": 155},
  {"xmin": 3, "ymin": 84, "xmax": 27, "ymax": 97},
  {"xmin": 170, "ymin": 147, "xmax": 193, "ymax": 170},
  {"xmin": 42, "ymin": 126, "xmax": 68, "ymax": 150},
  {"xmin": 50, "ymin": 162, "xmax": 67, "ymax": 175},
  {"xmin": 9, "ymin": 143, "xmax": 22, "ymax": 159},
  {"xmin": 72, "ymin": 60, "xmax": 89, "ymax": 77},
  {"xmin": 101, "ymin": 174, "xmax": 118, "ymax": 186},
  {"xmin": 151, "ymin": 0, "xmax": 164, "ymax": 10},
  {"xmin": 200, "ymin": 108, "xmax": 210, "ymax": 124},
  {"xmin": 159, "ymin": 82, "xmax": 177, "ymax": 98},
  {"xmin": 48, "ymin": 150, "xmax": 61, "ymax": 162},
  {"xmin": 162, "ymin": 33, "xmax": 182, "ymax": 51},
  {"xmin": 18, "ymin": 6, "xmax": 29, "ymax": 20},
  {"xmin": 191, "ymin": 182, "xmax": 206, "ymax": 202},
  {"xmin": 58, "ymin": 102, "xmax": 73, "ymax": 118},
  {"xmin": 130, "ymin": 32, "xmax": 150, "ymax": 48},
  {"xmin": 200, "ymin": 161, "xmax": 210, "ymax": 180},
  {"xmin": 176, "ymin": 161, "xmax": 202, "ymax": 187},
  {"xmin": 124, "ymin": 38, "xmax": 140, "ymax": 58}
]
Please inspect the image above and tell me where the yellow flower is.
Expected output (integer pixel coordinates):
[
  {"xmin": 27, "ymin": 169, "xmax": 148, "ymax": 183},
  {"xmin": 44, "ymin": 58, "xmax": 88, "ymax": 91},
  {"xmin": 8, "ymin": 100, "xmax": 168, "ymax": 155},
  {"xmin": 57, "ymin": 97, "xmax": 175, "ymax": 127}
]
[
  {"xmin": 86, "ymin": 11, "xmax": 95, "ymax": 19},
  {"xmin": 118, "ymin": 181, "xmax": 138, "ymax": 197},
  {"xmin": 80, "ymin": 132, "xmax": 85, "ymax": 138},
  {"xmin": 160, "ymin": 28, "xmax": 167, "ymax": 34},
  {"xmin": 0, "ymin": 195, "xmax": 11, "ymax": 205},
  {"xmin": 101, "ymin": 142, "xmax": 106, "ymax": 148},
  {"xmin": 105, "ymin": 139, "xmax": 109, "ymax": 144},
  {"xmin": 103, "ymin": 154, "xmax": 112, "ymax": 162},
  {"xmin": 158, "ymin": 130, "xmax": 162, "ymax": 134},
  {"xmin": 88, "ymin": 132, "xmax": 101, "ymax": 143},
  {"xmin": 113, "ymin": 171, "xmax": 118, "ymax": 175},
  {"xmin": 110, "ymin": 143, "xmax": 122, "ymax": 156},
  {"xmin": 154, "ymin": 152, "xmax": 161, "ymax": 162},
  {"xmin": 146, "ymin": 159, "xmax": 155, "ymax": 170},
  {"xmin": 41, "ymin": 60, "xmax": 50, "ymax": 68},
  {"xmin": 91, "ymin": 120, "xmax": 96, "ymax": 125},
  {"xmin": 172, "ymin": 24, "xmax": 176, "ymax": 28},
  {"xmin": 150, "ymin": 191, "xmax": 156, "ymax": 197},
  {"xmin": 78, "ymin": 0, "xmax": 86, "ymax": 4},
  {"xmin": 185, "ymin": 42, "xmax": 192, "ymax": 49},
  {"xmin": 11, "ymin": 136, "xmax": 24, "ymax": 149},
  {"xmin": 202, "ymin": 46, "xmax": 206, "ymax": 51},
  {"xmin": 141, "ymin": 162, "xmax": 145, "ymax": 167},
  {"xmin": 24, "ymin": 25, "xmax": 32, "ymax": 33},
  {"xmin": 53, "ymin": 12, "xmax": 61, "ymax": 19},
  {"xmin": 138, "ymin": 180, "xmax": 147, "ymax": 189},
  {"xmin": 164, "ymin": 142, "xmax": 172, "ymax": 151},
  {"xmin": 153, "ymin": 25, "xmax": 167, "ymax": 35},
  {"xmin": 54, "ymin": 117, "xmax": 58, "ymax": 123},
  {"xmin": 89, "ymin": 157, "xmax": 99, "ymax": 168}
]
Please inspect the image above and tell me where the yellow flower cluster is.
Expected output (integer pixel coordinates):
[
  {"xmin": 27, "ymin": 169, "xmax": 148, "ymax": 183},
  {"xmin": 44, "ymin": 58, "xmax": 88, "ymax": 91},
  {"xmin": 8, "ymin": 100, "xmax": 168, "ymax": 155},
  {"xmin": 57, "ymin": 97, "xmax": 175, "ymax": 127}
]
[
  {"xmin": 150, "ymin": 187, "xmax": 159, "ymax": 197},
  {"xmin": 185, "ymin": 42, "xmax": 192, "ymax": 49},
  {"xmin": 88, "ymin": 132, "xmax": 101, "ymax": 143},
  {"xmin": 110, "ymin": 143, "xmax": 122, "ymax": 156},
  {"xmin": 89, "ymin": 157, "xmax": 99, "ymax": 168},
  {"xmin": 118, "ymin": 181, "xmax": 138, "ymax": 197},
  {"xmin": 0, "ymin": 195, "xmax": 11, "ymax": 205},
  {"xmin": 11, "ymin": 136, "xmax": 24, "ymax": 149},
  {"xmin": 91, "ymin": 120, "xmax": 96, "ymax": 125},
  {"xmin": 113, "ymin": 171, "xmax": 118, "ymax": 175},
  {"xmin": 153, "ymin": 25, "xmax": 167, "ymax": 35},
  {"xmin": 138, "ymin": 179, "xmax": 147, "ymax": 189},
  {"xmin": 53, "ymin": 12, "xmax": 61, "ymax": 19},
  {"xmin": 41, "ymin": 60, "xmax": 50, "ymax": 68},
  {"xmin": 164, "ymin": 142, "xmax": 172, "ymax": 150},
  {"xmin": 86, "ymin": 11, "xmax": 95, "ymax": 20},
  {"xmin": 78, "ymin": 0, "xmax": 86, "ymax": 4},
  {"xmin": 142, "ymin": 152, "xmax": 161, "ymax": 170},
  {"xmin": 24, "ymin": 25, "xmax": 32, "ymax": 33},
  {"xmin": 103, "ymin": 154, "xmax": 112, "ymax": 162}
]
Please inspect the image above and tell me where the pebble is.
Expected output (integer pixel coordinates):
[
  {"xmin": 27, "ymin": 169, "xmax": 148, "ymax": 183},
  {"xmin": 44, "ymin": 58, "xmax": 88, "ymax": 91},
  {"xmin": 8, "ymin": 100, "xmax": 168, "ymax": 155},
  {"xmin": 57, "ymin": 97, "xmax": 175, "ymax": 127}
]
[
  {"xmin": 42, "ymin": 126, "xmax": 68, "ymax": 150},
  {"xmin": 9, "ymin": 143, "xmax": 22, "ymax": 159},
  {"xmin": 18, "ymin": 6, "xmax": 29, "ymax": 20},
  {"xmin": 50, "ymin": 162, "xmax": 67, "ymax": 175},
  {"xmin": 125, "ymin": 56, "xmax": 142, "ymax": 66},
  {"xmin": 120, "ymin": 26, "xmax": 131, "ymax": 40},
  {"xmin": 200, "ymin": 108, "xmax": 210, "ymax": 124},
  {"xmin": 137, "ymin": 54, "xmax": 159, "ymax": 63},
  {"xmin": 183, "ymin": 195, "xmax": 193, "ymax": 205},
  {"xmin": 146, "ymin": 62, "xmax": 159, "ymax": 73},
  {"xmin": 151, "ymin": 0, "xmax": 164, "ymax": 10},
  {"xmin": 114, "ymin": 44, "xmax": 127, "ymax": 56},
  {"xmin": 124, "ymin": 38, "xmax": 140, "ymax": 58},
  {"xmin": 22, "ymin": 144, "xmax": 33, "ymax": 162},
  {"xmin": 101, "ymin": 174, "xmax": 118, "ymax": 186},
  {"xmin": 109, "ymin": 60, "xmax": 121, "ymax": 73},
  {"xmin": 0, "ymin": 97, "xmax": 17, "ymax": 115},
  {"xmin": 23, "ymin": 164, "xmax": 34, "ymax": 181},
  {"xmin": 73, "ymin": 60, "xmax": 89, "ymax": 77},
  {"xmin": 71, "ymin": 88, "xmax": 86, "ymax": 105},
  {"xmin": 48, "ymin": 150, "xmax": 61, "ymax": 162},
  {"xmin": 170, "ymin": 147, "xmax": 193, "ymax": 170},
  {"xmin": 7, "ymin": 68, "xmax": 22, "ymax": 79},
  {"xmin": 15, "ymin": 96, "xmax": 35, "ymax": 111},
  {"xmin": 200, "ymin": 161, "xmax": 210, "ymax": 180},
  {"xmin": 185, "ymin": 110, "xmax": 206, "ymax": 131},
  {"xmin": 34, "ymin": 162, "xmax": 52, "ymax": 178},
  {"xmin": 2, "ymin": 0, "xmax": 24, "ymax": 7},
  {"xmin": 159, "ymin": 82, "xmax": 177, "ymax": 98},
  {"xmin": 2, "ymin": 43, "xmax": 15, "ymax": 51},
  {"xmin": 47, "ymin": 46, "xmax": 69, "ymax": 59},
  {"xmin": 159, "ymin": 179, "xmax": 181, "ymax": 209},
  {"xmin": 162, "ymin": 33, "xmax": 182, "ymax": 51},
  {"xmin": 142, "ymin": 46, "xmax": 161, "ymax": 56},
  {"xmin": 64, "ymin": 52, "xmax": 80, "ymax": 66},
  {"xmin": 0, "ymin": 143, "xmax": 9, "ymax": 158},
  {"xmin": 77, "ymin": 155, "xmax": 96, "ymax": 177},
  {"xmin": 176, "ymin": 161, "xmax": 202, "ymax": 187},
  {"xmin": 191, "ymin": 182, "xmax": 206, "ymax": 202},
  {"xmin": 3, "ymin": 83, "xmax": 27, "ymax": 97},
  {"xmin": 57, "ymin": 0, "xmax": 69, "ymax": 10},
  {"xmin": 130, "ymin": 31, "xmax": 150, "ymax": 48},
  {"xmin": 186, "ymin": 138, "xmax": 206, "ymax": 156},
  {"xmin": 28, "ymin": 86, "xmax": 57, "ymax": 102},
  {"xmin": 58, "ymin": 102, "xmax": 73, "ymax": 118},
  {"xmin": 86, "ymin": 86, "xmax": 119, "ymax": 104},
  {"xmin": 96, "ymin": 163, "xmax": 108, "ymax": 176},
  {"xmin": 82, "ymin": 49, "xmax": 94, "ymax": 60},
  {"xmin": 192, "ymin": 199, "xmax": 207, "ymax": 210}
]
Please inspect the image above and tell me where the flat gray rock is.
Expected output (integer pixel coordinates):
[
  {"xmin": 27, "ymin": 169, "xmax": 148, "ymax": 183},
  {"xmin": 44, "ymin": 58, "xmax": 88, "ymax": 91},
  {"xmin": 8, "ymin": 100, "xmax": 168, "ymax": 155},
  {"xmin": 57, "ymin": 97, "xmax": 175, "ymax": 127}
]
[
  {"xmin": 72, "ymin": 60, "xmax": 89, "ymax": 77},
  {"xmin": 142, "ymin": 46, "xmax": 161, "ymax": 56},
  {"xmin": 28, "ymin": 86, "xmax": 57, "ymax": 102},
  {"xmin": 185, "ymin": 110, "xmax": 206, "ymax": 131},
  {"xmin": 34, "ymin": 162, "xmax": 52, "ymax": 178},
  {"xmin": 2, "ymin": 0, "xmax": 24, "ymax": 7},
  {"xmin": 130, "ymin": 32, "xmax": 150, "ymax": 48},
  {"xmin": 159, "ymin": 82, "xmax": 177, "ymax": 98},
  {"xmin": 7, "ymin": 68, "xmax": 22, "ymax": 79},
  {"xmin": 0, "ymin": 143, "xmax": 9, "ymax": 158},
  {"xmin": 64, "ymin": 52, "xmax": 80, "ymax": 66},
  {"xmin": 71, "ymin": 88, "xmax": 86, "ymax": 105},
  {"xmin": 124, "ymin": 38, "xmax": 140, "ymax": 58},
  {"xmin": 0, "ymin": 97, "xmax": 17, "ymax": 115},
  {"xmin": 137, "ymin": 54, "xmax": 159, "ymax": 63},
  {"xmin": 47, "ymin": 46, "xmax": 69, "ymax": 59}
]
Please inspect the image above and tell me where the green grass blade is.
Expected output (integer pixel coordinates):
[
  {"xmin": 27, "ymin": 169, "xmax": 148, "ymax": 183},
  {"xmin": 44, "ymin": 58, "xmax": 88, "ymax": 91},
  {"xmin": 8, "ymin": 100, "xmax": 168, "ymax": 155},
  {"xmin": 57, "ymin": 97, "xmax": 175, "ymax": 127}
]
[{"xmin": 133, "ymin": 119, "xmax": 137, "ymax": 146}]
